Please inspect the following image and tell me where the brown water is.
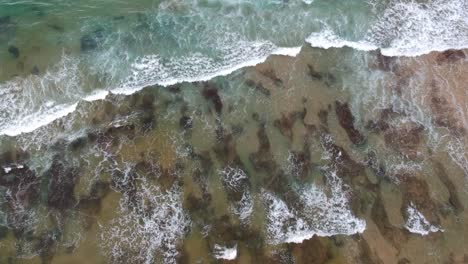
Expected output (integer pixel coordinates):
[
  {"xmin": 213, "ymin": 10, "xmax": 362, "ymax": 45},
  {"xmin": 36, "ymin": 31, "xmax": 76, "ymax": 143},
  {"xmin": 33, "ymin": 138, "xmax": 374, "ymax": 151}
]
[{"xmin": 0, "ymin": 42, "xmax": 467, "ymax": 263}]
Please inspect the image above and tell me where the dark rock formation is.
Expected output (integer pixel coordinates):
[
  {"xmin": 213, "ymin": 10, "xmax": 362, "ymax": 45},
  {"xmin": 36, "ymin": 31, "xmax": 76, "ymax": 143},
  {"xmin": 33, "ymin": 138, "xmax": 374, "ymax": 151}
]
[
  {"xmin": 366, "ymin": 150, "xmax": 386, "ymax": 178},
  {"xmin": 429, "ymin": 84, "xmax": 464, "ymax": 135},
  {"xmin": 290, "ymin": 236, "xmax": 330, "ymax": 264},
  {"xmin": 31, "ymin": 66, "xmax": 40, "ymax": 75},
  {"xmin": 80, "ymin": 29, "xmax": 105, "ymax": 52},
  {"xmin": 245, "ymin": 79, "xmax": 271, "ymax": 96},
  {"xmin": 46, "ymin": 158, "xmax": 79, "ymax": 210},
  {"xmin": 437, "ymin": 50, "xmax": 466, "ymax": 64},
  {"xmin": 335, "ymin": 101, "xmax": 365, "ymax": 145},
  {"xmin": 384, "ymin": 122, "xmax": 424, "ymax": 159},
  {"xmin": 8, "ymin": 45, "xmax": 19, "ymax": 58},
  {"xmin": 366, "ymin": 108, "xmax": 400, "ymax": 132},
  {"xmin": 317, "ymin": 109, "xmax": 328, "ymax": 126},
  {"xmin": 80, "ymin": 35, "xmax": 97, "ymax": 52},
  {"xmin": 273, "ymin": 109, "xmax": 306, "ymax": 140},
  {"xmin": 0, "ymin": 165, "xmax": 39, "ymax": 210},
  {"xmin": 259, "ymin": 69, "xmax": 283, "ymax": 86},
  {"xmin": 287, "ymin": 150, "xmax": 311, "ymax": 179},
  {"xmin": 179, "ymin": 116, "xmax": 193, "ymax": 129},
  {"xmin": 433, "ymin": 162, "xmax": 463, "ymax": 213},
  {"xmin": 202, "ymin": 84, "xmax": 223, "ymax": 114},
  {"xmin": 399, "ymin": 174, "xmax": 440, "ymax": 225},
  {"xmin": 320, "ymin": 134, "xmax": 365, "ymax": 179},
  {"xmin": 47, "ymin": 24, "xmax": 64, "ymax": 32},
  {"xmin": 249, "ymin": 124, "xmax": 277, "ymax": 174}
]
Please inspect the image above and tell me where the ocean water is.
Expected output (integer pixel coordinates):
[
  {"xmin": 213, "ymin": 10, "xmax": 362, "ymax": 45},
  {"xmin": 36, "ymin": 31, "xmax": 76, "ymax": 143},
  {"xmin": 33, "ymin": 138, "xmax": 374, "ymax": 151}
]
[{"xmin": 0, "ymin": 0, "xmax": 467, "ymax": 263}]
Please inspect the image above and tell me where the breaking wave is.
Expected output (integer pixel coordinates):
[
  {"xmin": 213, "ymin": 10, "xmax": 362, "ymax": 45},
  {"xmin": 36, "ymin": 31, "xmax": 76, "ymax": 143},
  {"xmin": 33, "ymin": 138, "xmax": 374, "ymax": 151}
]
[
  {"xmin": 2, "ymin": 0, "xmax": 466, "ymax": 139},
  {"xmin": 0, "ymin": 43, "xmax": 300, "ymax": 137},
  {"xmin": 262, "ymin": 170, "xmax": 366, "ymax": 244},
  {"xmin": 306, "ymin": 0, "xmax": 468, "ymax": 56}
]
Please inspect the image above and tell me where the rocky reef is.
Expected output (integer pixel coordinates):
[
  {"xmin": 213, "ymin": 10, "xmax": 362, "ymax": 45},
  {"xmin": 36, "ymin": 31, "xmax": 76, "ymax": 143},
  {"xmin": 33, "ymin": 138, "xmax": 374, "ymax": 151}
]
[{"xmin": 0, "ymin": 44, "xmax": 467, "ymax": 264}]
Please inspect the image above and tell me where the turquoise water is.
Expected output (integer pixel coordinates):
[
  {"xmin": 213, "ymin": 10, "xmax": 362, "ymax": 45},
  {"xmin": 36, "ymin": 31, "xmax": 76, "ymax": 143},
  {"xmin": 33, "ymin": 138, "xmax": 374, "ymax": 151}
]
[{"xmin": 1, "ymin": 0, "xmax": 467, "ymax": 137}]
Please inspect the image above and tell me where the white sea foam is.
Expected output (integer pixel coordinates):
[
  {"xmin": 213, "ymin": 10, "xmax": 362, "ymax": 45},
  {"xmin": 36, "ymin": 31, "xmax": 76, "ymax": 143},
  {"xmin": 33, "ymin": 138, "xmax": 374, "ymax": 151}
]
[
  {"xmin": 231, "ymin": 190, "xmax": 254, "ymax": 223},
  {"xmin": 0, "ymin": 54, "xmax": 83, "ymax": 137},
  {"xmin": 272, "ymin": 46, "xmax": 302, "ymax": 57},
  {"xmin": 220, "ymin": 166, "xmax": 253, "ymax": 223},
  {"xmin": 83, "ymin": 89, "xmax": 109, "ymax": 102},
  {"xmin": 306, "ymin": 29, "xmax": 377, "ymax": 52},
  {"xmin": 405, "ymin": 203, "xmax": 443, "ymax": 236},
  {"xmin": 262, "ymin": 170, "xmax": 365, "ymax": 244},
  {"xmin": 213, "ymin": 244, "xmax": 237, "ymax": 260},
  {"xmin": 100, "ymin": 184, "xmax": 190, "ymax": 264},
  {"xmin": 2, "ymin": 164, "xmax": 24, "ymax": 173},
  {"xmin": 0, "ymin": 42, "xmax": 300, "ymax": 137},
  {"xmin": 3, "ymin": 0, "xmax": 466, "ymax": 137},
  {"xmin": 220, "ymin": 166, "xmax": 248, "ymax": 191},
  {"xmin": 0, "ymin": 103, "xmax": 78, "ymax": 137},
  {"xmin": 113, "ymin": 43, "xmax": 302, "ymax": 95},
  {"xmin": 307, "ymin": 0, "xmax": 468, "ymax": 57}
]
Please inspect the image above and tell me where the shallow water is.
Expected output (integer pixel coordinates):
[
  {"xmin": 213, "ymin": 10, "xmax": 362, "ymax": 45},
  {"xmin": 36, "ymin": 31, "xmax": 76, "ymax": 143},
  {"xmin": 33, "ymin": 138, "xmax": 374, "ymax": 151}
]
[{"xmin": 0, "ymin": 0, "xmax": 467, "ymax": 263}]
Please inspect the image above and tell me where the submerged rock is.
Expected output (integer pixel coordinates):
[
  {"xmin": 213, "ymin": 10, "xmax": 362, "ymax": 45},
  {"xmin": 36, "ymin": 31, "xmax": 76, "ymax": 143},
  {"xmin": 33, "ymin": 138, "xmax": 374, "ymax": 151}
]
[
  {"xmin": 179, "ymin": 116, "xmax": 193, "ymax": 130},
  {"xmin": 31, "ymin": 66, "xmax": 40, "ymax": 75},
  {"xmin": 0, "ymin": 16, "xmax": 16, "ymax": 41},
  {"xmin": 80, "ymin": 29, "xmax": 105, "ymax": 52},
  {"xmin": 307, "ymin": 64, "xmax": 323, "ymax": 80},
  {"xmin": 320, "ymin": 134, "xmax": 365, "ymax": 179},
  {"xmin": 398, "ymin": 174, "xmax": 440, "ymax": 225},
  {"xmin": 307, "ymin": 64, "xmax": 335, "ymax": 85},
  {"xmin": 7, "ymin": 45, "xmax": 19, "ymax": 58},
  {"xmin": 429, "ymin": 84, "xmax": 465, "ymax": 135},
  {"xmin": 317, "ymin": 109, "xmax": 328, "ymax": 126},
  {"xmin": 47, "ymin": 24, "xmax": 64, "ymax": 32},
  {"xmin": 335, "ymin": 101, "xmax": 365, "ymax": 145},
  {"xmin": 383, "ymin": 122, "xmax": 424, "ymax": 160},
  {"xmin": 46, "ymin": 157, "xmax": 79, "ymax": 210},
  {"xmin": 202, "ymin": 83, "xmax": 223, "ymax": 114},
  {"xmin": 0, "ymin": 165, "xmax": 39, "ymax": 211},
  {"xmin": 287, "ymin": 150, "xmax": 311, "ymax": 179},
  {"xmin": 436, "ymin": 49, "xmax": 466, "ymax": 64},
  {"xmin": 249, "ymin": 124, "xmax": 277, "ymax": 174},
  {"xmin": 259, "ymin": 69, "xmax": 283, "ymax": 86},
  {"xmin": 245, "ymin": 79, "xmax": 271, "ymax": 96},
  {"xmin": 366, "ymin": 150, "xmax": 386, "ymax": 178},
  {"xmin": 80, "ymin": 35, "xmax": 97, "ymax": 51},
  {"xmin": 273, "ymin": 109, "xmax": 306, "ymax": 140},
  {"xmin": 290, "ymin": 236, "xmax": 330, "ymax": 264}
]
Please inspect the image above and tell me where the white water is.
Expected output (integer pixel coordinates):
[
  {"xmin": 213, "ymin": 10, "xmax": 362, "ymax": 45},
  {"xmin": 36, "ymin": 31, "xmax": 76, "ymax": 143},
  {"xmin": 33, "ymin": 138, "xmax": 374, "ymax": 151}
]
[
  {"xmin": 0, "ymin": 103, "xmax": 78, "ymax": 136},
  {"xmin": 404, "ymin": 203, "xmax": 443, "ymax": 236},
  {"xmin": 220, "ymin": 166, "xmax": 254, "ymax": 223},
  {"xmin": 263, "ymin": 170, "xmax": 366, "ymax": 244},
  {"xmin": 1, "ymin": 0, "xmax": 467, "ymax": 137},
  {"xmin": 100, "ymin": 183, "xmax": 190, "ymax": 264},
  {"xmin": 213, "ymin": 244, "xmax": 238, "ymax": 260},
  {"xmin": 0, "ymin": 44, "xmax": 301, "ymax": 137},
  {"xmin": 306, "ymin": 0, "xmax": 468, "ymax": 57}
]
